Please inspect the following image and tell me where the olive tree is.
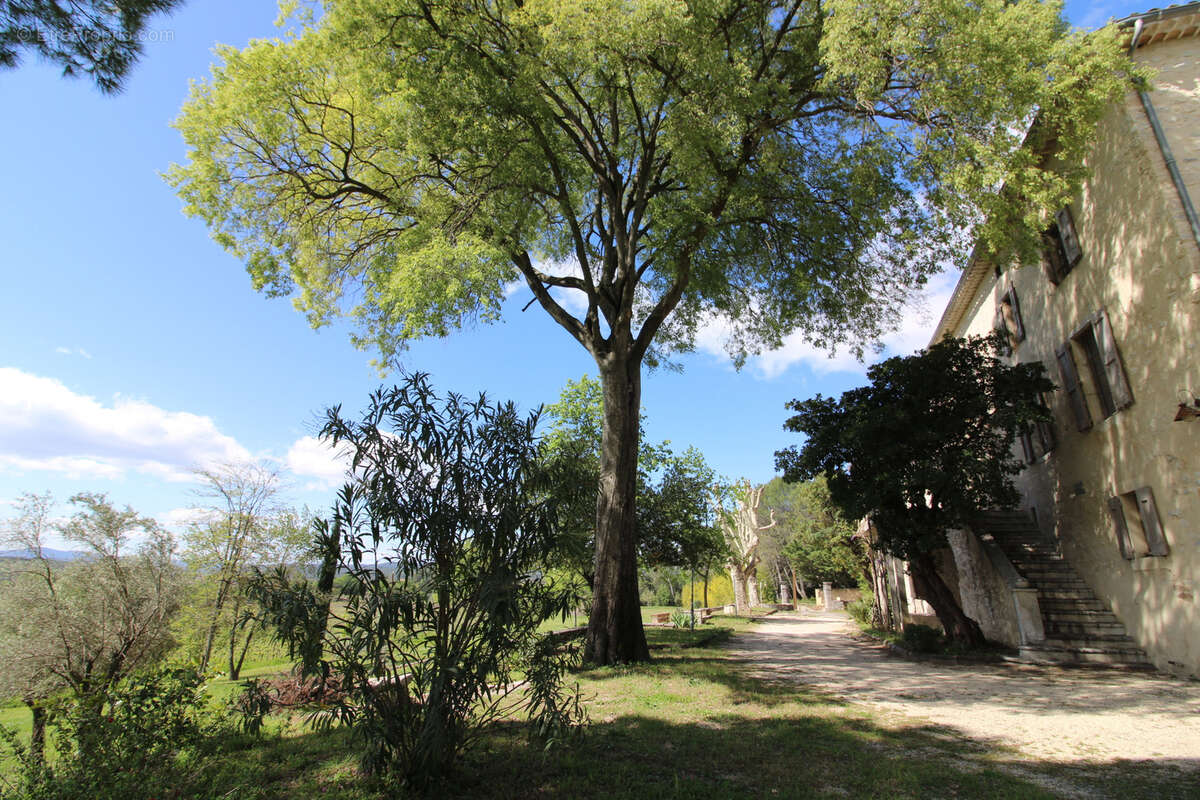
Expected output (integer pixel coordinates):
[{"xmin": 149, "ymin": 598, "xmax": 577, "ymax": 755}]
[
  {"xmin": 169, "ymin": 0, "xmax": 1132, "ymax": 662},
  {"xmin": 0, "ymin": 492, "xmax": 181, "ymax": 763}
]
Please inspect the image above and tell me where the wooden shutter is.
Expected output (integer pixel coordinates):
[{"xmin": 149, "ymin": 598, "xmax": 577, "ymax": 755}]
[
  {"xmin": 1056, "ymin": 207, "xmax": 1083, "ymax": 267},
  {"xmin": 1019, "ymin": 429, "xmax": 1035, "ymax": 463},
  {"xmin": 1134, "ymin": 487, "xmax": 1169, "ymax": 556},
  {"xmin": 1107, "ymin": 496, "xmax": 1135, "ymax": 560},
  {"xmin": 1041, "ymin": 227, "xmax": 1065, "ymax": 284},
  {"xmin": 1056, "ymin": 343, "xmax": 1092, "ymax": 431},
  {"xmin": 1091, "ymin": 309, "xmax": 1134, "ymax": 411},
  {"xmin": 1005, "ymin": 289, "xmax": 1025, "ymax": 342}
]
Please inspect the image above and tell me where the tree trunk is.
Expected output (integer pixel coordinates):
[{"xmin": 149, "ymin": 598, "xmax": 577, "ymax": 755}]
[
  {"xmin": 747, "ymin": 570, "xmax": 761, "ymax": 607},
  {"xmin": 908, "ymin": 552, "xmax": 986, "ymax": 647},
  {"xmin": 230, "ymin": 622, "xmax": 255, "ymax": 681},
  {"xmin": 585, "ymin": 357, "xmax": 650, "ymax": 665},
  {"xmin": 730, "ymin": 563, "xmax": 748, "ymax": 613},
  {"xmin": 702, "ymin": 566, "xmax": 709, "ymax": 609},
  {"xmin": 26, "ymin": 699, "xmax": 45, "ymax": 767}
]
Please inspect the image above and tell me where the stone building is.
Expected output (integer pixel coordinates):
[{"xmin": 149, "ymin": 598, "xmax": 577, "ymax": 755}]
[{"xmin": 885, "ymin": 4, "xmax": 1200, "ymax": 676}]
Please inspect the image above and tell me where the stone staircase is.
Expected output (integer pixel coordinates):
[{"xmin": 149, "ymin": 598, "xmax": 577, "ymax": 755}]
[{"xmin": 972, "ymin": 510, "xmax": 1153, "ymax": 669}]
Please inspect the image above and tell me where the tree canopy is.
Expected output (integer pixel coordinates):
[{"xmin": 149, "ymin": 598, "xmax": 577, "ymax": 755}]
[
  {"xmin": 169, "ymin": 0, "xmax": 1129, "ymax": 368},
  {"xmin": 169, "ymin": 0, "xmax": 1132, "ymax": 662},
  {"xmin": 775, "ymin": 334, "xmax": 1055, "ymax": 643},
  {"xmin": 2, "ymin": 0, "xmax": 183, "ymax": 92}
]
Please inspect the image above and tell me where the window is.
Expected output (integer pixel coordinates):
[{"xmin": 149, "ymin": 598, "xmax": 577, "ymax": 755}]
[
  {"xmin": 1106, "ymin": 487, "xmax": 1169, "ymax": 559},
  {"xmin": 1042, "ymin": 206, "xmax": 1083, "ymax": 284},
  {"xmin": 1054, "ymin": 309, "xmax": 1133, "ymax": 431},
  {"xmin": 994, "ymin": 287, "xmax": 1025, "ymax": 353}
]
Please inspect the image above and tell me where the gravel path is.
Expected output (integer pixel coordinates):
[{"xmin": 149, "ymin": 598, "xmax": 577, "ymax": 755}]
[{"xmin": 726, "ymin": 611, "xmax": 1200, "ymax": 767}]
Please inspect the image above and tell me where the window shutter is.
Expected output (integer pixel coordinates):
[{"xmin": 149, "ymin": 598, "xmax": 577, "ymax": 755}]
[
  {"xmin": 1106, "ymin": 496, "xmax": 1135, "ymax": 560},
  {"xmin": 1041, "ymin": 228, "xmax": 1065, "ymax": 284},
  {"xmin": 1055, "ymin": 207, "xmax": 1083, "ymax": 267},
  {"xmin": 1134, "ymin": 487, "xmax": 1169, "ymax": 556},
  {"xmin": 1036, "ymin": 417, "xmax": 1056, "ymax": 454},
  {"xmin": 1019, "ymin": 429, "xmax": 1035, "ymax": 463},
  {"xmin": 1056, "ymin": 343, "xmax": 1092, "ymax": 431},
  {"xmin": 1092, "ymin": 309, "xmax": 1134, "ymax": 411},
  {"xmin": 1006, "ymin": 289, "xmax": 1025, "ymax": 342}
]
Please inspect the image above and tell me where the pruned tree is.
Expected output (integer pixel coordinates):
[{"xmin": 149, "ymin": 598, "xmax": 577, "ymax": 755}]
[
  {"xmin": 1, "ymin": 0, "xmax": 184, "ymax": 92},
  {"xmin": 0, "ymin": 492, "xmax": 181, "ymax": 764},
  {"xmin": 710, "ymin": 480, "xmax": 776, "ymax": 613},
  {"xmin": 169, "ymin": 0, "xmax": 1133, "ymax": 663},
  {"xmin": 775, "ymin": 334, "xmax": 1055, "ymax": 646}
]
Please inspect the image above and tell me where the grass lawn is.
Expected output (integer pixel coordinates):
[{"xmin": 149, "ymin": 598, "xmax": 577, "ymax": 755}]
[
  {"xmin": 7, "ymin": 622, "xmax": 1191, "ymax": 799},
  {"xmin": 145, "ymin": 621, "xmax": 1193, "ymax": 800}
]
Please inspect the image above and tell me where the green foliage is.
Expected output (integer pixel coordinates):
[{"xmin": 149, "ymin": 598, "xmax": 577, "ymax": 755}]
[
  {"xmin": 901, "ymin": 625, "xmax": 946, "ymax": 655},
  {"xmin": 169, "ymin": 0, "xmax": 1133, "ymax": 371},
  {"xmin": 231, "ymin": 678, "xmax": 274, "ymax": 737},
  {"xmin": 845, "ymin": 592, "xmax": 875, "ymax": 629},
  {"xmin": 0, "ymin": 493, "xmax": 181, "ymax": 711},
  {"xmin": 764, "ymin": 476, "xmax": 866, "ymax": 588},
  {"xmin": 776, "ymin": 335, "xmax": 1056, "ymax": 563},
  {"xmin": 670, "ymin": 610, "xmax": 694, "ymax": 630},
  {"xmin": 1, "ymin": 0, "xmax": 184, "ymax": 93},
  {"xmin": 249, "ymin": 373, "xmax": 586, "ymax": 786},
  {"xmin": 1, "ymin": 665, "xmax": 226, "ymax": 800},
  {"xmin": 542, "ymin": 374, "xmax": 723, "ymax": 583}
]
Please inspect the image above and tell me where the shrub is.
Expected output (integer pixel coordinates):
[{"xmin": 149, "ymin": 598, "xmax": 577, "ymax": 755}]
[
  {"xmin": 670, "ymin": 609, "xmax": 695, "ymax": 629},
  {"xmin": 901, "ymin": 624, "xmax": 945, "ymax": 654},
  {"xmin": 846, "ymin": 592, "xmax": 875, "ymax": 628},
  {"xmin": 1, "ymin": 665, "xmax": 226, "ymax": 800},
  {"xmin": 250, "ymin": 374, "xmax": 586, "ymax": 787}
]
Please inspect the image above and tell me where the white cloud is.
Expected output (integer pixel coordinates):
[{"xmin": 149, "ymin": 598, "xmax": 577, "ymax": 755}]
[
  {"xmin": 286, "ymin": 435, "xmax": 352, "ymax": 491},
  {"xmin": 692, "ymin": 269, "xmax": 959, "ymax": 379},
  {"xmin": 0, "ymin": 368, "xmax": 252, "ymax": 482},
  {"xmin": 55, "ymin": 346, "xmax": 92, "ymax": 359},
  {"xmin": 156, "ymin": 506, "xmax": 209, "ymax": 530}
]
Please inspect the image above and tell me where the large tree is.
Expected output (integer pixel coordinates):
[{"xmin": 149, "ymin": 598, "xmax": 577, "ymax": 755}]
[
  {"xmin": 775, "ymin": 334, "xmax": 1055, "ymax": 646},
  {"xmin": 169, "ymin": 0, "xmax": 1130, "ymax": 663},
  {"xmin": 1, "ymin": 0, "xmax": 184, "ymax": 92}
]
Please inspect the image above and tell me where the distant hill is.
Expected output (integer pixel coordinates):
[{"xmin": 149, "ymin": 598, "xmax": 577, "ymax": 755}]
[{"xmin": 0, "ymin": 547, "xmax": 88, "ymax": 561}]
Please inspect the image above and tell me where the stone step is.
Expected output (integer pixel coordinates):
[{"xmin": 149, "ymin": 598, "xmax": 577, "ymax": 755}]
[
  {"xmin": 1045, "ymin": 620, "xmax": 1129, "ymax": 637},
  {"xmin": 1041, "ymin": 634, "xmax": 1143, "ymax": 650},
  {"xmin": 1042, "ymin": 607, "xmax": 1123, "ymax": 623},
  {"xmin": 1025, "ymin": 575, "xmax": 1094, "ymax": 589},
  {"xmin": 1019, "ymin": 644, "xmax": 1154, "ymax": 668},
  {"xmin": 1036, "ymin": 587, "xmax": 1102, "ymax": 600},
  {"xmin": 1020, "ymin": 566, "xmax": 1085, "ymax": 578},
  {"xmin": 1040, "ymin": 597, "xmax": 1110, "ymax": 613}
]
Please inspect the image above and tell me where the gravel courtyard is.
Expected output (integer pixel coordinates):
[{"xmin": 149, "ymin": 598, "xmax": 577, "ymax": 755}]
[{"xmin": 726, "ymin": 612, "xmax": 1200, "ymax": 767}]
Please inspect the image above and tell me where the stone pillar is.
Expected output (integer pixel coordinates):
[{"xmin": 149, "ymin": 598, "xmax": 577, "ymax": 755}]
[{"xmin": 822, "ymin": 582, "xmax": 833, "ymax": 611}]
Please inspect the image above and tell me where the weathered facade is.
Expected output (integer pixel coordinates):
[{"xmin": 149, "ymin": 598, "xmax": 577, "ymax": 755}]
[{"xmin": 922, "ymin": 5, "xmax": 1200, "ymax": 676}]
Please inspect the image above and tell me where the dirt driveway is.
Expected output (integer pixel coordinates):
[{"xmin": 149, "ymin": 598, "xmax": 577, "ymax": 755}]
[{"xmin": 726, "ymin": 611, "xmax": 1200, "ymax": 767}]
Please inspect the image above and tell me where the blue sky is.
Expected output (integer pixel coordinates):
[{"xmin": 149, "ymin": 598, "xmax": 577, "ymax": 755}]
[{"xmin": 0, "ymin": 0, "xmax": 1145, "ymax": 543}]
